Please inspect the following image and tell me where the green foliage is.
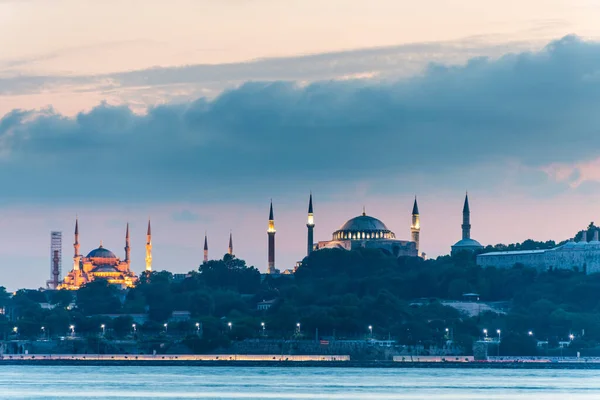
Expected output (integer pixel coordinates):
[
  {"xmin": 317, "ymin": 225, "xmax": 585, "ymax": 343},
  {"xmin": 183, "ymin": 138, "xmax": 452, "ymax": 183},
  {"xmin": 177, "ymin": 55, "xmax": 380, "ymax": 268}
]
[
  {"xmin": 76, "ymin": 280, "xmax": 122, "ymax": 315},
  {"xmin": 9, "ymin": 244, "xmax": 600, "ymax": 355},
  {"xmin": 199, "ymin": 254, "xmax": 261, "ymax": 293}
]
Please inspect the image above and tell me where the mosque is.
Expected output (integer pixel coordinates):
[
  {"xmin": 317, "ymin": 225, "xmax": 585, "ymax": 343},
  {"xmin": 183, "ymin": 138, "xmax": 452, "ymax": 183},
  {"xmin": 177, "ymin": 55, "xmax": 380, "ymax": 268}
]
[
  {"xmin": 56, "ymin": 192, "xmax": 487, "ymax": 288},
  {"xmin": 451, "ymin": 194, "xmax": 484, "ymax": 255},
  {"xmin": 58, "ymin": 218, "xmax": 152, "ymax": 290},
  {"xmin": 260, "ymin": 194, "xmax": 424, "ymax": 274}
]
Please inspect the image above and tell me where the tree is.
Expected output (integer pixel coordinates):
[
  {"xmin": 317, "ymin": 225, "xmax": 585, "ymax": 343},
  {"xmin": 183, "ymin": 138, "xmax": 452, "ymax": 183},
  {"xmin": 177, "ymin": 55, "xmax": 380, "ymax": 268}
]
[{"xmin": 76, "ymin": 280, "xmax": 122, "ymax": 315}]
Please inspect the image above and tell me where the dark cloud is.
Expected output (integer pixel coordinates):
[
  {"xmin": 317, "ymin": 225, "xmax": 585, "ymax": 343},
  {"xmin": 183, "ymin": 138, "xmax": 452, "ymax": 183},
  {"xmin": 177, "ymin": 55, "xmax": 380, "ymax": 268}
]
[{"xmin": 1, "ymin": 35, "xmax": 600, "ymax": 204}]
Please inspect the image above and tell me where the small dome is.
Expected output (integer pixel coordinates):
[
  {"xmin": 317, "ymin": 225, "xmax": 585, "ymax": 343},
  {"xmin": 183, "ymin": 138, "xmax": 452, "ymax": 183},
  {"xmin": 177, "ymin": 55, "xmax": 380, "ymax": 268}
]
[
  {"xmin": 93, "ymin": 265, "xmax": 119, "ymax": 273},
  {"xmin": 87, "ymin": 246, "xmax": 117, "ymax": 259},
  {"xmin": 452, "ymin": 238, "xmax": 483, "ymax": 248}
]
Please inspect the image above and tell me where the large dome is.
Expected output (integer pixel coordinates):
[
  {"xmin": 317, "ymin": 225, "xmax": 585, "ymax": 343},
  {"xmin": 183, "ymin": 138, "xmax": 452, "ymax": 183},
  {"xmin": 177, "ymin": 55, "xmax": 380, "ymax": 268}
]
[
  {"xmin": 333, "ymin": 214, "xmax": 395, "ymax": 241},
  {"xmin": 338, "ymin": 215, "xmax": 390, "ymax": 232},
  {"xmin": 87, "ymin": 246, "xmax": 117, "ymax": 259}
]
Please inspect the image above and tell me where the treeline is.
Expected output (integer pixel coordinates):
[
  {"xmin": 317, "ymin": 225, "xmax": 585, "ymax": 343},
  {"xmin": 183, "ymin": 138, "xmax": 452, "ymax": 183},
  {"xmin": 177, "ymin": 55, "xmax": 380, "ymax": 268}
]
[{"xmin": 3, "ymin": 245, "xmax": 600, "ymax": 355}]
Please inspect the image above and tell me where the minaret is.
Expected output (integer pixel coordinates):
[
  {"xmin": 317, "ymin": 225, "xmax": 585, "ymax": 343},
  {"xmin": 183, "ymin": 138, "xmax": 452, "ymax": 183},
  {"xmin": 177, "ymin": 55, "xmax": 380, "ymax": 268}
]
[
  {"xmin": 267, "ymin": 200, "xmax": 276, "ymax": 274},
  {"xmin": 462, "ymin": 193, "xmax": 471, "ymax": 240},
  {"xmin": 203, "ymin": 233, "xmax": 208, "ymax": 263},
  {"xmin": 307, "ymin": 193, "xmax": 315, "ymax": 256},
  {"xmin": 228, "ymin": 231, "xmax": 234, "ymax": 256},
  {"xmin": 145, "ymin": 219, "xmax": 152, "ymax": 272},
  {"xmin": 73, "ymin": 217, "xmax": 81, "ymax": 271},
  {"xmin": 124, "ymin": 222, "xmax": 131, "ymax": 266},
  {"xmin": 410, "ymin": 196, "xmax": 420, "ymax": 256}
]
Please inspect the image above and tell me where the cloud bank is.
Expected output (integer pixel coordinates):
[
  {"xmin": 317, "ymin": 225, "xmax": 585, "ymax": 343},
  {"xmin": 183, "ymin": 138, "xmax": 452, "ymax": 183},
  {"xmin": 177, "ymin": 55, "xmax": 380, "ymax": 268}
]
[{"xmin": 1, "ymin": 35, "xmax": 600, "ymax": 204}]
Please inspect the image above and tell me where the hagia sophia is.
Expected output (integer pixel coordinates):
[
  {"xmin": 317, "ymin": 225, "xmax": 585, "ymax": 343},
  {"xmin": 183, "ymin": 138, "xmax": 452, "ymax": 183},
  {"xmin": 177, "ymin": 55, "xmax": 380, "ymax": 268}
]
[{"xmin": 56, "ymin": 193, "xmax": 487, "ymax": 289}]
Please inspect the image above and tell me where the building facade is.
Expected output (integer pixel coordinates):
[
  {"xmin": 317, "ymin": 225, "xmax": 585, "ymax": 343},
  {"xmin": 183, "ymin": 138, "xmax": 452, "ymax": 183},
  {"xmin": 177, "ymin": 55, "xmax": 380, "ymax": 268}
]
[{"xmin": 477, "ymin": 230, "xmax": 600, "ymax": 274}]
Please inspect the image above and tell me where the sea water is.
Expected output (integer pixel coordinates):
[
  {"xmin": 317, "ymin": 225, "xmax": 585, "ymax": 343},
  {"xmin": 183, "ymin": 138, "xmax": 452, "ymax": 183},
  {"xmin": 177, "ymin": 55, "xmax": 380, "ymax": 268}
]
[{"xmin": 0, "ymin": 366, "xmax": 599, "ymax": 399}]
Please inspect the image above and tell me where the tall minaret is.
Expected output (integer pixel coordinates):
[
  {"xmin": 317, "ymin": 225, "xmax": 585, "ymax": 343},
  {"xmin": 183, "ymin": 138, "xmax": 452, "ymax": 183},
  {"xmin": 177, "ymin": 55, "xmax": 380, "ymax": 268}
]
[
  {"xmin": 462, "ymin": 193, "xmax": 471, "ymax": 240},
  {"xmin": 73, "ymin": 217, "xmax": 81, "ymax": 271},
  {"xmin": 306, "ymin": 193, "xmax": 315, "ymax": 256},
  {"xmin": 228, "ymin": 231, "xmax": 234, "ymax": 256},
  {"xmin": 203, "ymin": 233, "xmax": 208, "ymax": 263},
  {"xmin": 124, "ymin": 222, "xmax": 131, "ymax": 266},
  {"xmin": 145, "ymin": 219, "xmax": 152, "ymax": 272},
  {"xmin": 410, "ymin": 196, "xmax": 420, "ymax": 256},
  {"xmin": 267, "ymin": 200, "xmax": 276, "ymax": 274}
]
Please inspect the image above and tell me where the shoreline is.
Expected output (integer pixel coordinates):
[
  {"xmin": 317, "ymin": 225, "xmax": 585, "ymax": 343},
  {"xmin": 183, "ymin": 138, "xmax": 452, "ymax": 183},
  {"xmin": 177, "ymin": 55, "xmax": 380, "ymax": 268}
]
[{"xmin": 3, "ymin": 359, "xmax": 600, "ymax": 369}]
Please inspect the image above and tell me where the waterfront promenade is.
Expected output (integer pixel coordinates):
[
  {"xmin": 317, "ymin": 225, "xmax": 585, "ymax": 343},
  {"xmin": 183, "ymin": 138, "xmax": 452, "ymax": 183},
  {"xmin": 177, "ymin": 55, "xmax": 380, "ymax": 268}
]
[{"xmin": 5, "ymin": 354, "xmax": 600, "ymax": 369}]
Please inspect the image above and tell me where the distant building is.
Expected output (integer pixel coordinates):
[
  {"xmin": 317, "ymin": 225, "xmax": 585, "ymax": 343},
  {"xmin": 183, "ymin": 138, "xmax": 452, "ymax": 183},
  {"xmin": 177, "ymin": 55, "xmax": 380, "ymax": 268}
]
[
  {"xmin": 477, "ymin": 230, "xmax": 600, "ymax": 274},
  {"xmin": 257, "ymin": 299, "xmax": 276, "ymax": 311},
  {"xmin": 58, "ymin": 218, "xmax": 142, "ymax": 290},
  {"xmin": 451, "ymin": 193, "xmax": 483, "ymax": 255}
]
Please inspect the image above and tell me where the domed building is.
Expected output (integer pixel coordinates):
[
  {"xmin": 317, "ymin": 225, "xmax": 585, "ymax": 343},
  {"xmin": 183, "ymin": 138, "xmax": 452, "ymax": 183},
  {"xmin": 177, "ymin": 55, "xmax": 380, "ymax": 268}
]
[
  {"xmin": 58, "ymin": 219, "xmax": 151, "ymax": 290},
  {"xmin": 451, "ymin": 194, "xmax": 483, "ymax": 255},
  {"xmin": 313, "ymin": 205, "xmax": 419, "ymax": 258}
]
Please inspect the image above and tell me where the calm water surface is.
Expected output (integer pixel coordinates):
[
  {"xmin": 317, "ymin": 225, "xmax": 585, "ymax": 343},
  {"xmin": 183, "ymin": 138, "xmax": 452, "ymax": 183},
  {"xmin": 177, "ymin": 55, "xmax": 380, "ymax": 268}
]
[{"xmin": 0, "ymin": 366, "xmax": 599, "ymax": 399}]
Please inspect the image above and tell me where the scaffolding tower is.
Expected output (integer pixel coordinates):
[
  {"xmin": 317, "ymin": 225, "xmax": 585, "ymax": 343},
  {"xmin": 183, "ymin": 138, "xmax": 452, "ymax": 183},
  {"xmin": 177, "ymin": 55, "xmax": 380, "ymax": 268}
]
[{"xmin": 47, "ymin": 231, "xmax": 62, "ymax": 290}]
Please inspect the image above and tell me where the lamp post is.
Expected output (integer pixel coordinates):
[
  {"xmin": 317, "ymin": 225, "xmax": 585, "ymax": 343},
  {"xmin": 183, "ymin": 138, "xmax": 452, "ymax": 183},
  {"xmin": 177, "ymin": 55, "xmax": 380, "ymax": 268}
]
[
  {"xmin": 195, "ymin": 322, "xmax": 200, "ymax": 335},
  {"xmin": 12, "ymin": 326, "xmax": 17, "ymax": 335},
  {"xmin": 163, "ymin": 323, "xmax": 168, "ymax": 334},
  {"xmin": 483, "ymin": 329, "xmax": 488, "ymax": 339},
  {"xmin": 70, "ymin": 325, "xmax": 75, "ymax": 337},
  {"xmin": 496, "ymin": 329, "xmax": 501, "ymax": 356},
  {"xmin": 228, "ymin": 322, "xmax": 232, "ymax": 331},
  {"xmin": 296, "ymin": 323, "xmax": 301, "ymax": 335},
  {"xmin": 368, "ymin": 325, "xmax": 373, "ymax": 339},
  {"xmin": 528, "ymin": 331, "xmax": 533, "ymax": 337},
  {"xmin": 132, "ymin": 324, "xmax": 137, "ymax": 334},
  {"xmin": 261, "ymin": 322, "xmax": 265, "ymax": 336},
  {"xmin": 41, "ymin": 326, "xmax": 45, "ymax": 340},
  {"xmin": 101, "ymin": 324, "xmax": 105, "ymax": 336}
]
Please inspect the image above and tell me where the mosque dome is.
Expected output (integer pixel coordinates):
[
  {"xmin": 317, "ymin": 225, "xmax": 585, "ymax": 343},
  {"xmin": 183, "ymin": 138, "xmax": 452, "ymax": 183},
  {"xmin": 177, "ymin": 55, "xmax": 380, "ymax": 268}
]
[
  {"xmin": 93, "ymin": 264, "xmax": 119, "ymax": 273},
  {"xmin": 451, "ymin": 238, "xmax": 483, "ymax": 250},
  {"xmin": 87, "ymin": 245, "xmax": 117, "ymax": 259},
  {"xmin": 332, "ymin": 213, "xmax": 395, "ymax": 241}
]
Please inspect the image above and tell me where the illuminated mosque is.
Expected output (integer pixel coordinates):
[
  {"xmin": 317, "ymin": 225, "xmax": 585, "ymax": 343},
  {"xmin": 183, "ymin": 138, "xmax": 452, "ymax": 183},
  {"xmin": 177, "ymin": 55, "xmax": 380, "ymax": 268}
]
[
  {"xmin": 58, "ymin": 218, "xmax": 152, "ymax": 289},
  {"xmin": 262, "ymin": 194, "xmax": 423, "ymax": 274}
]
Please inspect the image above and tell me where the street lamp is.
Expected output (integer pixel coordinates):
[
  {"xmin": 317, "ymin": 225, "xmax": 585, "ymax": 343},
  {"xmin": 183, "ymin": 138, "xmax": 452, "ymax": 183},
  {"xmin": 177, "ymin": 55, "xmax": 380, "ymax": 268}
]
[
  {"xmin": 70, "ymin": 325, "xmax": 75, "ymax": 336},
  {"xmin": 528, "ymin": 331, "xmax": 533, "ymax": 337},
  {"xmin": 132, "ymin": 324, "xmax": 137, "ymax": 333},
  {"xmin": 483, "ymin": 329, "xmax": 488, "ymax": 338},
  {"xmin": 261, "ymin": 322, "xmax": 265, "ymax": 335},
  {"xmin": 368, "ymin": 325, "xmax": 373, "ymax": 338},
  {"xmin": 163, "ymin": 323, "xmax": 168, "ymax": 333},
  {"xmin": 497, "ymin": 329, "xmax": 501, "ymax": 341},
  {"xmin": 296, "ymin": 322, "xmax": 301, "ymax": 334},
  {"xmin": 12, "ymin": 326, "xmax": 17, "ymax": 334},
  {"xmin": 41, "ymin": 326, "xmax": 45, "ymax": 339},
  {"xmin": 101, "ymin": 324, "xmax": 105, "ymax": 336},
  {"xmin": 195, "ymin": 322, "xmax": 200, "ymax": 334},
  {"xmin": 228, "ymin": 322, "xmax": 232, "ymax": 331},
  {"xmin": 569, "ymin": 334, "xmax": 575, "ymax": 341}
]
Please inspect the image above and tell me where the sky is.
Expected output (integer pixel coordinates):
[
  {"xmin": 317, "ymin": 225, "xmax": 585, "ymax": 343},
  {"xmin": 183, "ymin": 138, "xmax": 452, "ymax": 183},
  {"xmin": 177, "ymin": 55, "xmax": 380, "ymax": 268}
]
[{"xmin": 2, "ymin": 0, "xmax": 600, "ymax": 290}]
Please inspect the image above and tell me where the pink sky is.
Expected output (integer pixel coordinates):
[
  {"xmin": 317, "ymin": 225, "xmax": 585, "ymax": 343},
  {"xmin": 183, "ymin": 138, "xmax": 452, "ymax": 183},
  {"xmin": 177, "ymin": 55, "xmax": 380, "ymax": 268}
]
[{"xmin": 2, "ymin": 0, "xmax": 600, "ymax": 290}]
